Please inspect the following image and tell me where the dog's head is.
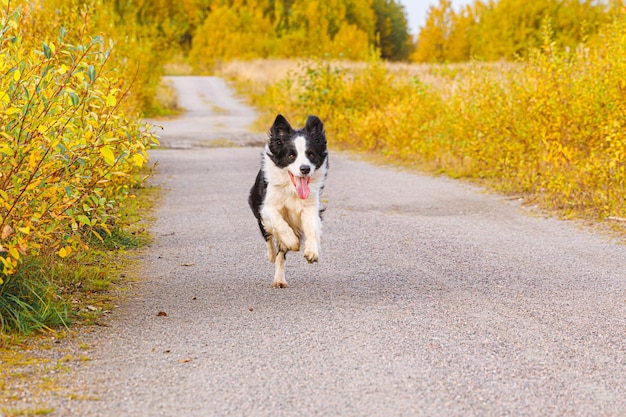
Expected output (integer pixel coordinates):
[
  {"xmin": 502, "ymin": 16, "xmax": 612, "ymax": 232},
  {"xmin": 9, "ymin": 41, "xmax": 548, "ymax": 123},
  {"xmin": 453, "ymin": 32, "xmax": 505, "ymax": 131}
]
[{"xmin": 266, "ymin": 114, "xmax": 327, "ymax": 199}]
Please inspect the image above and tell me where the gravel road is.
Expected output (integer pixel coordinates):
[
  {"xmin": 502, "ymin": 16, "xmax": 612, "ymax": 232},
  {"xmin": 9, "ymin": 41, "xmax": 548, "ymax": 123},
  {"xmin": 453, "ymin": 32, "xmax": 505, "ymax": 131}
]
[{"xmin": 39, "ymin": 76, "xmax": 626, "ymax": 416}]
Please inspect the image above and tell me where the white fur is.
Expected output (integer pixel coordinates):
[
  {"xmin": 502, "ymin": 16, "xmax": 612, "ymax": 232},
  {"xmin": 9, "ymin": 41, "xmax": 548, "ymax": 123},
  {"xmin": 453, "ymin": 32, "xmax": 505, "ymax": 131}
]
[{"xmin": 260, "ymin": 136, "xmax": 327, "ymax": 288}]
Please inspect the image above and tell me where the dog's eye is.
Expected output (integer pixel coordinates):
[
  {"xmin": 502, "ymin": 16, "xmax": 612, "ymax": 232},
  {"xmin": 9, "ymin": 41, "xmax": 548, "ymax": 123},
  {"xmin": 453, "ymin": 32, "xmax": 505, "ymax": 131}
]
[
  {"xmin": 288, "ymin": 153, "xmax": 296, "ymax": 160},
  {"xmin": 306, "ymin": 151, "xmax": 314, "ymax": 159}
]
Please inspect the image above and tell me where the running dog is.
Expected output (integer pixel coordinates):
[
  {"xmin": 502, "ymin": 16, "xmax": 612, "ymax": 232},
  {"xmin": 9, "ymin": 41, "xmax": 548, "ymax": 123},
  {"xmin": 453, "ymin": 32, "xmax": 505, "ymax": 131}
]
[{"xmin": 248, "ymin": 114, "xmax": 328, "ymax": 288}]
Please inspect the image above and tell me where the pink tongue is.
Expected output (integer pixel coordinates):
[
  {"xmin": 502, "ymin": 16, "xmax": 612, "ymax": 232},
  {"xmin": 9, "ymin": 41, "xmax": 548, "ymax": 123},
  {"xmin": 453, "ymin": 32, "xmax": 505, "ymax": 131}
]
[{"xmin": 294, "ymin": 176, "xmax": 310, "ymax": 199}]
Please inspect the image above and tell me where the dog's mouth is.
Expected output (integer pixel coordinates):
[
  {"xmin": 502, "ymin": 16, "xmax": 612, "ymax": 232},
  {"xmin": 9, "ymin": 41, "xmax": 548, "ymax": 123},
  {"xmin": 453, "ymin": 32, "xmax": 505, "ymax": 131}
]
[{"xmin": 288, "ymin": 172, "xmax": 311, "ymax": 199}]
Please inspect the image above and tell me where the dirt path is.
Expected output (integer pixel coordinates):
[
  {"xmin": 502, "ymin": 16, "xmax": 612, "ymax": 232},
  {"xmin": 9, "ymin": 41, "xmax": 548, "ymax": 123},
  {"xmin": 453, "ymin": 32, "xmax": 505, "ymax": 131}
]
[{"xmin": 22, "ymin": 76, "xmax": 626, "ymax": 416}]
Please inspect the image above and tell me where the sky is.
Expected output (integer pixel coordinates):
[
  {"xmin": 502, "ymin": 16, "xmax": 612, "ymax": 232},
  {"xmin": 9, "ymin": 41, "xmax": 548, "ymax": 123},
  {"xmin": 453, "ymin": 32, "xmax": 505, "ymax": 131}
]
[{"xmin": 397, "ymin": 0, "xmax": 475, "ymax": 36}]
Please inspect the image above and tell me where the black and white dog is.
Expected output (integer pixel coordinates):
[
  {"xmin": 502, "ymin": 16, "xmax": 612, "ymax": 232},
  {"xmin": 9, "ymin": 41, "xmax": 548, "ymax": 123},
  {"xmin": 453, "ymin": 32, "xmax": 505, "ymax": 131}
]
[{"xmin": 248, "ymin": 114, "xmax": 328, "ymax": 288}]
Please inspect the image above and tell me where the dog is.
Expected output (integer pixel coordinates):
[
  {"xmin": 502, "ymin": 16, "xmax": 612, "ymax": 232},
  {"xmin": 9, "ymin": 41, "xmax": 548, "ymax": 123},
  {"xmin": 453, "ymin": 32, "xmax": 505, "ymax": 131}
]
[{"xmin": 248, "ymin": 114, "xmax": 328, "ymax": 288}]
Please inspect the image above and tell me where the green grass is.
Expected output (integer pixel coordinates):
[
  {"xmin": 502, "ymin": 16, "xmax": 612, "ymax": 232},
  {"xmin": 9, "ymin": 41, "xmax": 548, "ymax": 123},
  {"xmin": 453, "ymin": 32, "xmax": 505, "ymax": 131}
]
[
  {"xmin": 1, "ymin": 407, "xmax": 55, "ymax": 416},
  {"xmin": 0, "ymin": 184, "xmax": 158, "ymax": 339},
  {"xmin": 0, "ymin": 263, "xmax": 68, "ymax": 335}
]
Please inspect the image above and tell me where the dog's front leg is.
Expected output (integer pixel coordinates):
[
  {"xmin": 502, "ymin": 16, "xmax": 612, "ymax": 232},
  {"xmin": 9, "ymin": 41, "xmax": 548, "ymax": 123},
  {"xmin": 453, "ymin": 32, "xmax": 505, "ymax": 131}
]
[
  {"xmin": 273, "ymin": 251, "xmax": 288, "ymax": 288},
  {"xmin": 302, "ymin": 207, "xmax": 321, "ymax": 264},
  {"xmin": 262, "ymin": 208, "xmax": 300, "ymax": 252}
]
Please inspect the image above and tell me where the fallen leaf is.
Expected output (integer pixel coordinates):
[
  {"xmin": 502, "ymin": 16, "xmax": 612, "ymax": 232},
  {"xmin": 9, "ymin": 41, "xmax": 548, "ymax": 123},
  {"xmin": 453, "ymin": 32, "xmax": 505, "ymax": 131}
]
[
  {"xmin": 157, "ymin": 311, "xmax": 167, "ymax": 317},
  {"xmin": 180, "ymin": 263, "xmax": 194, "ymax": 267},
  {"xmin": 178, "ymin": 358, "xmax": 192, "ymax": 364}
]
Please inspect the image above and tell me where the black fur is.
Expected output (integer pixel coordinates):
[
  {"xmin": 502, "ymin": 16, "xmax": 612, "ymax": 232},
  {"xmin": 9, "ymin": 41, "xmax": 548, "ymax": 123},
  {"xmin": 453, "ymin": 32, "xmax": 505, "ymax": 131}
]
[{"xmin": 248, "ymin": 168, "xmax": 270, "ymax": 241}]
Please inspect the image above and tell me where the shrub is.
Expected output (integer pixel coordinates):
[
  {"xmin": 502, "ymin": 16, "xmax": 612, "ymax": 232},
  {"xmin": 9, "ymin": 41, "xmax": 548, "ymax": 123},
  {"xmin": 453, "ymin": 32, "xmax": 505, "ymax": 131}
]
[
  {"xmin": 448, "ymin": 18, "xmax": 626, "ymax": 217},
  {"xmin": 0, "ymin": 8, "xmax": 157, "ymax": 281}
]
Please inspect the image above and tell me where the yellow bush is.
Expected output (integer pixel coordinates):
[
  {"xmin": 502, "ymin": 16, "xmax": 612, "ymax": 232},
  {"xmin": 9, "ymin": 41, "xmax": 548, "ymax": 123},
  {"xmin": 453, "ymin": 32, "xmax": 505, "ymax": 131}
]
[
  {"xmin": 450, "ymin": 19, "xmax": 626, "ymax": 217},
  {"xmin": 32, "ymin": 0, "xmax": 166, "ymax": 114},
  {"xmin": 0, "ymin": 6, "xmax": 158, "ymax": 279}
]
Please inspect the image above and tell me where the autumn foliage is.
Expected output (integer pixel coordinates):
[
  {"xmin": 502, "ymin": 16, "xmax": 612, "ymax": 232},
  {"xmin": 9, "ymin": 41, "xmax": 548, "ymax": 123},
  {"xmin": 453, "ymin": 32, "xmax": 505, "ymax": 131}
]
[
  {"xmin": 189, "ymin": 0, "xmax": 411, "ymax": 71},
  {"xmin": 412, "ymin": 0, "xmax": 612, "ymax": 63},
  {"xmin": 0, "ymin": 1, "xmax": 159, "ymax": 282}
]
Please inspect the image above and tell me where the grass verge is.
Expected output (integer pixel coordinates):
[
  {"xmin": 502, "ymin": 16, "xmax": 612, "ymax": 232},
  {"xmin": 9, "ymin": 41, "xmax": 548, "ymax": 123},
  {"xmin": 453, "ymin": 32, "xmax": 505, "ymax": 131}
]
[
  {"xmin": 1, "ymin": 182, "xmax": 157, "ymax": 340},
  {"xmin": 0, "ymin": 178, "xmax": 159, "ymax": 412}
]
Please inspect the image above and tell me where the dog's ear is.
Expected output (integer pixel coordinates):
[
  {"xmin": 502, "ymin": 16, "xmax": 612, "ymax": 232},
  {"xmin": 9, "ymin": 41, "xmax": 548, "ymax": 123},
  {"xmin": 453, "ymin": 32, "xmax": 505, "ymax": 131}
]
[
  {"xmin": 305, "ymin": 115, "xmax": 326, "ymax": 143},
  {"xmin": 269, "ymin": 114, "xmax": 293, "ymax": 143}
]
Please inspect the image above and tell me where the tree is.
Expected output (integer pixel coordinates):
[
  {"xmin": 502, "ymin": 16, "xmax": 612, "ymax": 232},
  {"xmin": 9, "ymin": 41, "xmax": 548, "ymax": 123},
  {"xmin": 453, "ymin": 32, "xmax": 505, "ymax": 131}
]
[
  {"xmin": 189, "ymin": 4, "xmax": 276, "ymax": 71},
  {"xmin": 373, "ymin": 0, "xmax": 411, "ymax": 60},
  {"xmin": 412, "ymin": 0, "xmax": 610, "ymax": 63},
  {"xmin": 411, "ymin": 0, "xmax": 453, "ymax": 63}
]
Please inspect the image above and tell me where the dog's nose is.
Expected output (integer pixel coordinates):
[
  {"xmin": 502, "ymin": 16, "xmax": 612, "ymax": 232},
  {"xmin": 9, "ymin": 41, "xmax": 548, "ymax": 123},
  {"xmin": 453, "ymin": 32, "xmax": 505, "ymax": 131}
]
[{"xmin": 300, "ymin": 165, "xmax": 311, "ymax": 175}]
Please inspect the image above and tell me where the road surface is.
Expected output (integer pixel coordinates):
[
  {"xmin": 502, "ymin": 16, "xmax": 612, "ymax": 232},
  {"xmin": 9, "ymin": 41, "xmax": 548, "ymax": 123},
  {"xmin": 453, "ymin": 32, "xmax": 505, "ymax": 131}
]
[{"xmin": 35, "ymin": 76, "xmax": 626, "ymax": 416}]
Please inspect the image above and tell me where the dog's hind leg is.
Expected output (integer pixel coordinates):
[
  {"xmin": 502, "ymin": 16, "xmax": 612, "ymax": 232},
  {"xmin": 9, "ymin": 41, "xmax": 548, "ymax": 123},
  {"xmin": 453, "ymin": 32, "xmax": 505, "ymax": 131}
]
[
  {"xmin": 266, "ymin": 238, "xmax": 277, "ymax": 263},
  {"xmin": 272, "ymin": 251, "xmax": 288, "ymax": 288}
]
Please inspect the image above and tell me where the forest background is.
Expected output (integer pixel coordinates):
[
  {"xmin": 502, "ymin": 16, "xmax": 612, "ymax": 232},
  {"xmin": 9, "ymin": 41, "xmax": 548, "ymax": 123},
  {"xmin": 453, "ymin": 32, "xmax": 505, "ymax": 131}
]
[{"xmin": 0, "ymin": 0, "xmax": 625, "ymax": 336}]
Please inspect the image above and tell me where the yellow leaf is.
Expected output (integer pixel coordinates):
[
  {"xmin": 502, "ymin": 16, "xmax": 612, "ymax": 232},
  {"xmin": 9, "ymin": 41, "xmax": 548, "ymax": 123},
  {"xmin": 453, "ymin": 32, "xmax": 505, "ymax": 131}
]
[
  {"xmin": 8, "ymin": 246, "xmax": 19, "ymax": 260},
  {"xmin": 0, "ymin": 91, "xmax": 9, "ymax": 104},
  {"xmin": 100, "ymin": 146, "xmax": 116, "ymax": 165},
  {"xmin": 0, "ymin": 143, "xmax": 14, "ymax": 156},
  {"xmin": 13, "ymin": 69, "xmax": 20, "ymax": 81},
  {"xmin": 58, "ymin": 247, "xmax": 71, "ymax": 258},
  {"xmin": 91, "ymin": 229, "xmax": 104, "ymax": 243},
  {"xmin": 18, "ymin": 226, "xmax": 30, "ymax": 235},
  {"xmin": 5, "ymin": 107, "xmax": 19, "ymax": 115},
  {"xmin": 106, "ymin": 94, "xmax": 117, "ymax": 107},
  {"xmin": 29, "ymin": 151, "xmax": 39, "ymax": 170},
  {"xmin": 25, "ymin": 179, "xmax": 42, "ymax": 191},
  {"xmin": 132, "ymin": 153, "xmax": 146, "ymax": 167}
]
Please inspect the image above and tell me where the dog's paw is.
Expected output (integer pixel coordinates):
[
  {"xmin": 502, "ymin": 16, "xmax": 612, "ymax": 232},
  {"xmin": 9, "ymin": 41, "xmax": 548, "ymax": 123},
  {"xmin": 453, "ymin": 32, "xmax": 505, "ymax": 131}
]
[
  {"xmin": 303, "ymin": 245, "xmax": 319, "ymax": 264},
  {"xmin": 272, "ymin": 279, "xmax": 288, "ymax": 288}
]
